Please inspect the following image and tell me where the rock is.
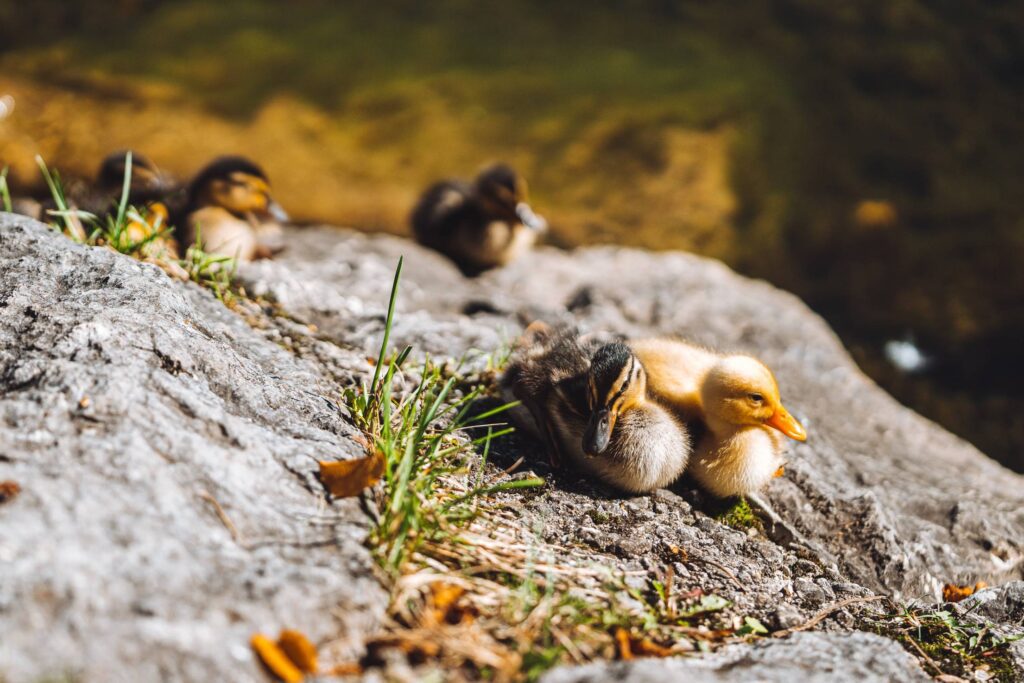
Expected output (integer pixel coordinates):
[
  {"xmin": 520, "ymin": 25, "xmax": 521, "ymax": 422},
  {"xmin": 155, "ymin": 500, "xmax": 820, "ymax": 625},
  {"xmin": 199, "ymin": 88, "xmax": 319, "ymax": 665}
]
[
  {"xmin": 0, "ymin": 217, "xmax": 387, "ymax": 682},
  {"xmin": 245, "ymin": 225, "xmax": 1024, "ymax": 601},
  {"xmin": 3, "ymin": 215, "xmax": 1024, "ymax": 681},
  {"xmin": 539, "ymin": 632, "xmax": 931, "ymax": 683},
  {"xmin": 960, "ymin": 581, "xmax": 1024, "ymax": 624}
]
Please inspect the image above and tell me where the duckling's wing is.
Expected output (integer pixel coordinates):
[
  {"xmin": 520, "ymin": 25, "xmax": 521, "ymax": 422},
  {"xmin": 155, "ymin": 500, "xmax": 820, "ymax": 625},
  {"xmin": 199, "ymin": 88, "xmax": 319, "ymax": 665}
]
[{"xmin": 409, "ymin": 180, "xmax": 472, "ymax": 249}]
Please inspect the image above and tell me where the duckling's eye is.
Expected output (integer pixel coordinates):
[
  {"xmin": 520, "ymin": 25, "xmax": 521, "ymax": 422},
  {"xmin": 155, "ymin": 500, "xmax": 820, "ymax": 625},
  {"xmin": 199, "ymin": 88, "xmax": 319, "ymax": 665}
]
[{"xmin": 748, "ymin": 393, "xmax": 764, "ymax": 403}]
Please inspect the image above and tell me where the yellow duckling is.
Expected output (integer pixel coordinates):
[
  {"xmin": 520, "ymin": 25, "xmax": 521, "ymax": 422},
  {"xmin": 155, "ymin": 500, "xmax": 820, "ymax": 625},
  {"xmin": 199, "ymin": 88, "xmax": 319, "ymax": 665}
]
[
  {"xmin": 502, "ymin": 323, "xmax": 690, "ymax": 493},
  {"xmin": 176, "ymin": 156, "xmax": 289, "ymax": 262},
  {"xmin": 629, "ymin": 338, "xmax": 807, "ymax": 498},
  {"xmin": 411, "ymin": 163, "xmax": 548, "ymax": 276}
]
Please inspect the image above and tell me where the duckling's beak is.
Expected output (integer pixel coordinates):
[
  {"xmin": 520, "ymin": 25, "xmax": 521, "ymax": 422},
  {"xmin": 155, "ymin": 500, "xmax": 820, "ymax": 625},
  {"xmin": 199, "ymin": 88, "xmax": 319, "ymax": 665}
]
[
  {"xmin": 583, "ymin": 408, "xmax": 612, "ymax": 456},
  {"xmin": 266, "ymin": 199, "xmax": 290, "ymax": 223},
  {"xmin": 515, "ymin": 202, "xmax": 547, "ymax": 232},
  {"xmin": 766, "ymin": 406, "xmax": 807, "ymax": 442}
]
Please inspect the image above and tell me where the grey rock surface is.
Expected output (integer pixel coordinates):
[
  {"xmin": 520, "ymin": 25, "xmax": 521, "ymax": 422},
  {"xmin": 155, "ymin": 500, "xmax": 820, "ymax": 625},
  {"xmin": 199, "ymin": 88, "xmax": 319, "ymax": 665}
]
[
  {"xmin": 0, "ymin": 216, "xmax": 387, "ymax": 683},
  {"xmin": 2, "ymin": 215, "xmax": 1023, "ymax": 682},
  {"xmin": 539, "ymin": 631, "xmax": 931, "ymax": 683},
  {"xmin": 246, "ymin": 226, "xmax": 1024, "ymax": 601}
]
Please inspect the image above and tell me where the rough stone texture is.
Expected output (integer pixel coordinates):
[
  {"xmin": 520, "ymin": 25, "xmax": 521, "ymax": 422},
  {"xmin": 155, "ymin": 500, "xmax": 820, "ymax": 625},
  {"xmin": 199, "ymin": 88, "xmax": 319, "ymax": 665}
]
[
  {"xmin": 539, "ymin": 632, "xmax": 931, "ymax": 683},
  {"xmin": 3, "ymin": 217, "xmax": 1024, "ymax": 682},
  {"xmin": 0, "ymin": 216, "xmax": 386, "ymax": 683},
  {"xmin": 246, "ymin": 226, "xmax": 1024, "ymax": 601}
]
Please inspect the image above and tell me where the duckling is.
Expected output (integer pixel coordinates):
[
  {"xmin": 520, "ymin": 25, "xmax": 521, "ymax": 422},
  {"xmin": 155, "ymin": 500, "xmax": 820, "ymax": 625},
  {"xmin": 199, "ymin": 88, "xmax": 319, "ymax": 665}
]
[
  {"xmin": 629, "ymin": 338, "xmax": 807, "ymax": 499},
  {"xmin": 502, "ymin": 323, "xmax": 690, "ymax": 493},
  {"xmin": 89, "ymin": 150, "xmax": 171, "ymax": 214},
  {"xmin": 411, "ymin": 163, "xmax": 547, "ymax": 276},
  {"xmin": 176, "ymin": 155, "xmax": 289, "ymax": 262},
  {"xmin": 12, "ymin": 150, "xmax": 170, "ymax": 239}
]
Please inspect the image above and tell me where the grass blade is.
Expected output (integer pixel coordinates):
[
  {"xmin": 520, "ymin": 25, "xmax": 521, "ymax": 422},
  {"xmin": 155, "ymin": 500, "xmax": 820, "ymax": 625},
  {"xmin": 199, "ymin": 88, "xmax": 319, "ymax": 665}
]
[
  {"xmin": 368, "ymin": 256, "xmax": 403, "ymax": 407},
  {"xmin": 0, "ymin": 166, "xmax": 11, "ymax": 213}
]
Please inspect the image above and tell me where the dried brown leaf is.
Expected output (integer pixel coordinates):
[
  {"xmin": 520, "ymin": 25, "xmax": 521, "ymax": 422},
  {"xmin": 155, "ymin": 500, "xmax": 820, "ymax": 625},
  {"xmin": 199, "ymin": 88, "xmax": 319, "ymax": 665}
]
[
  {"xmin": 278, "ymin": 629, "xmax": 318, "ymax": 674},
  {"xmin": 428, "ymin": 581, "xmax": 476, "ymax": 626},
  {"xmin": 0, "ymin": 480, "xmax": 20, "ymax": 504},
  {"xmin": 318, "ymin": 452, "xmax": 384, "ymax": 498},
  {"xmin": 251, "ymin": 633, "xmax": 304, "ymax": 683},
  {"xmin": 613, "ymin": 627, "xmax": 676, "ymax": 659},
  {"xmin": 942, "ymin": 581, "xmax": 987, "ymax": 604}
]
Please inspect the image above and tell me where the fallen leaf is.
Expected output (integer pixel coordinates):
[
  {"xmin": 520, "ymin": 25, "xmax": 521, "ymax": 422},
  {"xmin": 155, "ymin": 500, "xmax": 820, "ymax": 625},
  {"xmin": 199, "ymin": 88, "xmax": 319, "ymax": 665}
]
[
  {"xmin": 613, "ymin": 627, "xmax": 677, "ymax": 659},
  {"xmin": 278, "ymin": 629, "xmax": 318, "ymax": 674},
  {"xmin": 943, "ymin": 581, "xmax": 988, "ymax": 604},
  {"xmin": 678, "ymin": 594, "xmax": 730, "ymax": 617},
  {"xmin": 428, "ymin": 581, "xmax": 476, "ymax": 626},
  {"xmin": 325, "ymin": 662, "xmax": 362, "ymax": 676},
  {"xmin": 737, "ymin": 616, "xmax": 769, "ymax": 635},
  {"xmin": 365, "ymin": 634, "xmax": 441, "ymax": 667},
  {"xmin": 251, "ymin": 634, "xmax": 304, "ymax": 683},
  {"xmin": 318, "ymin": 452, "xmax": 384, "ymax": 497},
  {"xmin": 0, "ymin": 480, "xmax": 20, "ymax": 504},
  {"xmin": 613, "ymin": 627, "xmax": 634, "ymax": 660}
]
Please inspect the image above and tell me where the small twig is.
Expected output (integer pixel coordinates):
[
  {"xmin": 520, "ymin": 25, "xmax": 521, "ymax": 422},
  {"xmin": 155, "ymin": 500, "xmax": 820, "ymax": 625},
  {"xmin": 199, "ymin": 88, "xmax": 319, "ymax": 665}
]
[
  {"xmin": 502, "ymin": 456, "xmax": 525, "ymax": 475},
  {"xmin": 695, "ymin": 557, "xmax": 745, "ymax": 592},
  {"xmin": 773, "ymin": 595, "xmax": 886, "ymax": 637},
  {"xmin": 902, "ymin": 632, "xmax": 947, "ymax": 677},
  {"xmin": 198, "ymin": 491, "xmax": 243, "ymax": 544}
]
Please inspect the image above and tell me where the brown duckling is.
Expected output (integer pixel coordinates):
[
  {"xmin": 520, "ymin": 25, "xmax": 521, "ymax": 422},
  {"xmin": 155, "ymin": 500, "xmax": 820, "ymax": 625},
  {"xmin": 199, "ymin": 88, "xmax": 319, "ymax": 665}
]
[
  {"xmin": 176, "ymin": 156, "xmax": 289, "ymax": 262},
  {"xmin": 502, "ymin": 323, "xmax": 690, "ymax": 493},
  {"xmin": 630, "ymin": 338, "xmax": 807, "ymax": 499},
  {"xmin": 89, "ymin": 150, "xmax": 171, "ymax": 213},
  {"xmin": 11, "ymin": 150, "xmax": 171, "ymax": 239},
  {"xmin": 411, "ymin": 163, "xmax": 547, "ymax": 276}
]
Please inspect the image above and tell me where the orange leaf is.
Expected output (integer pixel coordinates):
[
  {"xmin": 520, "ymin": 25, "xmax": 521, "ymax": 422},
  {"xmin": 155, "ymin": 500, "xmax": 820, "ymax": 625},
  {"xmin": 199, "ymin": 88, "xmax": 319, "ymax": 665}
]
[
  {"xmin": 428, "ymin": 581, "xmax": 476, "ymax": 626},
  {"xmin": 251, "ymin": 634, "xmax": 304, "ymax": 683},
  {"xmin": 318, "ymin": 452, "xmax": 384, "ymax": 497},
  {"xmin": 0, "ymin": 480, "xmax": 20, "ymax": 504},
  {"xmin": 277, "ymin": 630, "xmax": 318, "ymax": 674},
  {"xmin": 614, "ymin": 627, "xmax": 634, "ymax": 660},
  {"xmin": 942, "ymin": 581, "xmax": 987, "ymax": 604},
  {"xmin": 326, "ymin": 662, "xmax": 363, "ymax": 676}
]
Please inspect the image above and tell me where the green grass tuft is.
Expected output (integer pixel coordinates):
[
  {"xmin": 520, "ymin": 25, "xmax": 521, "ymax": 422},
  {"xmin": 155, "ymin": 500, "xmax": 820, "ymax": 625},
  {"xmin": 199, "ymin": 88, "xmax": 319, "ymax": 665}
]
[
  {"xmin": 864, "ymin": 604, "xmax": 1023, "ymax": 681},
  {"xmin": 342, "ymin": 257, "xmax": 541, "ymax": 576},
  {"xmin": 33, "ymin": 155, "xmax": 236, "ymax": 303}
]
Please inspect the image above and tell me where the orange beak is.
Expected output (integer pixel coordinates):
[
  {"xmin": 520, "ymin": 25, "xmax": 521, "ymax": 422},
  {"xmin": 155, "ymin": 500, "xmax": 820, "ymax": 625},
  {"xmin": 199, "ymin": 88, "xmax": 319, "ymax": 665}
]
[{"xmin": 765, "ymin": 406, "xmax": 807, "ymax": 442}]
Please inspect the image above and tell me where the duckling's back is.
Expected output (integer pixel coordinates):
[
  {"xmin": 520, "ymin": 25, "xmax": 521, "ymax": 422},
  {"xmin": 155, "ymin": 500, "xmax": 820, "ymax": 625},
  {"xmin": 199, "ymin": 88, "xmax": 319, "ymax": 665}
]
[
  {"xmin": 501, "ymin": 324, "xmax": 594, "ymax": 446},
  {"xmin": 410, "ymin": 180, "xmax": 474, "ymax": 251}
]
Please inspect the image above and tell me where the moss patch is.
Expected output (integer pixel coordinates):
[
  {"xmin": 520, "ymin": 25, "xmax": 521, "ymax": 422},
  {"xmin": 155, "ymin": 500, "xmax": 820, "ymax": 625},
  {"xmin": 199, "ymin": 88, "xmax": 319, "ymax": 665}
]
[{"xmin": 713, "ymin": 497, "xmax": 763, "ymax": 532}]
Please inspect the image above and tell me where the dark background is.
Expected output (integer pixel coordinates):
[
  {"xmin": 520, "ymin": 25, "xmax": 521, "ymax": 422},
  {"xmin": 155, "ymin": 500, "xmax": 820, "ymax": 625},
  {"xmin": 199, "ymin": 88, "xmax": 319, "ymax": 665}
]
[{"xmin": 2, "ymin": 0, "xmax": 1022, "ymax": 472}]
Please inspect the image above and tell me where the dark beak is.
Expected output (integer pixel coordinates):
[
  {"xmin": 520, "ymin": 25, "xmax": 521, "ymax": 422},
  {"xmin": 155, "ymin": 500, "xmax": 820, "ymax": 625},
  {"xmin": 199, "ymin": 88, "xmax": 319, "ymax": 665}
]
[
  {"xmin": 515, "ymin": 202, "xmax": 547, "ymax": 232},
  {"xmin": 583, "ymin": 408, "xmax": 612, "ymax": 456}
]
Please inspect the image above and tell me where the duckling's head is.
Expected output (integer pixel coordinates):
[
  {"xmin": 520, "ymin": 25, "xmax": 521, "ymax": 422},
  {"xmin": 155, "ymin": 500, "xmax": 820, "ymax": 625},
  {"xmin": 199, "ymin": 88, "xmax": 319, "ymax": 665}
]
[
  {"xmin": 474, "ymin": 163, "xmax": 547, "ymax": 232},
  {"xmin": 97, "ymin": 150, "xmax": 168, "ymax": 200},
  {"xmin": 702, "ymin": 356, "xmax": 807, "ymax": 441},
  {"xmin": 583, "ymin": 342, "xmax": 647, "ymax": 456},
  {"xmin": 187, "ymin": 155, "xmax": 289, "ymax": 221}
]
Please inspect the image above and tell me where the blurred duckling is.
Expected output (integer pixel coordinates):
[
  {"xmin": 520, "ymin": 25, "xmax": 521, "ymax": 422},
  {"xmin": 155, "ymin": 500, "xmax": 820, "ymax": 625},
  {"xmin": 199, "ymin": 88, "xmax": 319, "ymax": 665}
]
[
  {"xmin": 11, "ymin": 150, "xmax": 171, "ymax": 240},
  {"xmin": 176, "ymin": 155, "xmax": 289, "ymax": 262},
  {"xmin": 502, "ymin": 323, "xmax": 690, "ymax": 493},
  {"xmin": 411, "ymin": 163, "xmax": 547, "ymax": 276},
  {"xmin": 630, "ymin": 338, "xmax": 807, "ymax": 499},
  {"xmin": 89, "ymin": 150, "xmax": 171, "ymax": 214}
]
